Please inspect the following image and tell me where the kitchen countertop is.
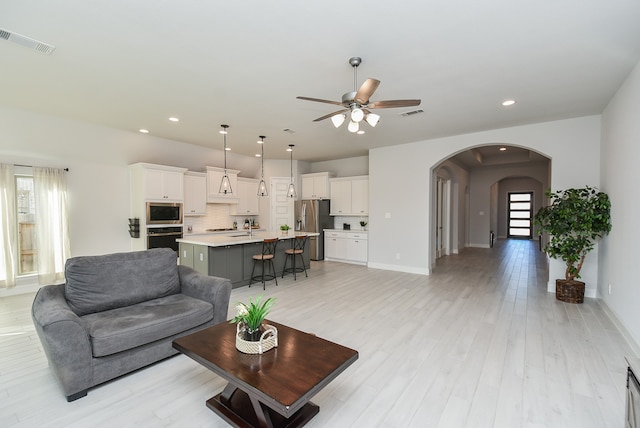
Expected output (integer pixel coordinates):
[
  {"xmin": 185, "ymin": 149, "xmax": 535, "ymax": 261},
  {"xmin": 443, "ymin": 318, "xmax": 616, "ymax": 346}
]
[
  {"xmin": 177, "ymin": 231, "xmax": 319, "ymax": 247},
  {"xmin": 324, "ymin": 229, "xmax": 368, "ymax": 233}
]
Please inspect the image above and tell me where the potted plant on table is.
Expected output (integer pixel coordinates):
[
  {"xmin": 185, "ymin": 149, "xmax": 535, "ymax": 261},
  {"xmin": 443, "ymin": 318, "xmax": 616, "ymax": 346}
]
[
  {"xmin": 280, "ymin": 224, "xmax": 290, "ymax": 235},
  {"xmin": 533, "ymin": 186, "xmax": 612, "ymax": 303},
  {"xmin": 230, "ymin": 295, "xmax": 278, "ymax": 354}
]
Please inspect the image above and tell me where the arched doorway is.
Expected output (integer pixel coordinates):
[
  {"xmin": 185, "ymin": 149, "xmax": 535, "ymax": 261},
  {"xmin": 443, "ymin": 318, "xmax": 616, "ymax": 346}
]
[{"xmin": 431, "ymin": 144, "xmax": 550, "ymax": 268}]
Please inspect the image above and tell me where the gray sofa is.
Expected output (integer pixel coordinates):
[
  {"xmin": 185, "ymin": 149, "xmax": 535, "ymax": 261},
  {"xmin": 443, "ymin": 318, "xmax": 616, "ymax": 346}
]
[{"xmin": 31, "ymin": 248, "xmax": 232, "ymax": 402}]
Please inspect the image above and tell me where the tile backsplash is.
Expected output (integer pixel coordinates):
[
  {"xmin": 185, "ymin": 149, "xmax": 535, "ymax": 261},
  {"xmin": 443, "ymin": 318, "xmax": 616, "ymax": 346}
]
[
  {"xmin": 183, "ymin": 204, "xmax": 259, "ymax": 234},
  {"xmin": 332, "ymin": 216, "xmax": 368, "ymax": 230}
]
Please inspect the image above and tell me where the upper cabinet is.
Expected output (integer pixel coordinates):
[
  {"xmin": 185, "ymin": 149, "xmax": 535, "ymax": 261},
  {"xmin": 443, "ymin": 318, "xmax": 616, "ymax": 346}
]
[
  {"xmin": 184, "ymin": 171, "xmax": 207, "ymax": 216},
  {"xmin": 329, "ymin": 176, "xmax": 369, "ymax": 216},
  {"xmin": 206, "ymin": 166, "xmax": 240, "ymax": 204},
  {"xmin": 130, "ymin": 163, "xmax": 187, "ymax": 202},
  {"xmin": 230, "ymin": 177, "xmax": 260, "ymax": 216},
  {"xmin": 301, "ymin": 172, "xmax": 333, "ymax": 199}
]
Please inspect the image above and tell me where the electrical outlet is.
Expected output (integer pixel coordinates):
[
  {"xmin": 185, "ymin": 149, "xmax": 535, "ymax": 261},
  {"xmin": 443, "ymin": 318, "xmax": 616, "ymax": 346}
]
[{"xmin": 608, "ymin": 284, "xmax": 612, "ymax": 295}]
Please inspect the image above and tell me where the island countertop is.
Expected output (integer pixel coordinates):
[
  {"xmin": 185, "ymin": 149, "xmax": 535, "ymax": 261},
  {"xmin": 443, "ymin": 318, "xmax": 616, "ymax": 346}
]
[{"xmin": 177, "ymin": 231, "xmax": 319, "ymax": 247}]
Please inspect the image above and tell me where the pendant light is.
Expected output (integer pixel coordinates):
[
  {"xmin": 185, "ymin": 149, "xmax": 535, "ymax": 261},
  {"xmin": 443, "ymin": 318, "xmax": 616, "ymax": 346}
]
[
  {"xmin": 219, "ymin": 124, "xmax": 232, "ymax": 194},
  {"xmin": 286, "ymin": 144, "xmax": 296, "ymax": 199},
  {"xmin": 257, "ymin": 136, "xmax": 268, "ymax": 196}
]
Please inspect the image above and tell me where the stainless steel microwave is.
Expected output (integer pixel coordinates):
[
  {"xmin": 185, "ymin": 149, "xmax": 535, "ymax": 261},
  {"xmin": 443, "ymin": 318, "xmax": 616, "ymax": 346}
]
[{"xmin": 146, "ymin": 202, "xmax": 183, "ymax": 225}]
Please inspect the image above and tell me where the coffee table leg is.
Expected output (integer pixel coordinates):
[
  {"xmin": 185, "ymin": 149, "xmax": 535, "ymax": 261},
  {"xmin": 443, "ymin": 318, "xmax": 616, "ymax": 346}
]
[
  {"xmin": 208, "ymin": 382, "xmax": 319, "ymax": 428},
  {"xmin": 219, "ymin": 383, "xmax": 238, "ymax": 406},
  {"xmin": 249, "ymin": 395, "xmax": 273, "ymax": 428}
]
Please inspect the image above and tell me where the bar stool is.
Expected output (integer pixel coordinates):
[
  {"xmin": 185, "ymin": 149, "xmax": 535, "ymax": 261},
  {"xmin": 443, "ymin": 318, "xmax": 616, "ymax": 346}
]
[
  {"xmin": 282, "ymin": 235, "xmax": 308, "ymax": 280},
  {"xmin": 249, "ymin": 238, "xmax": 278, "ymax": 290}
]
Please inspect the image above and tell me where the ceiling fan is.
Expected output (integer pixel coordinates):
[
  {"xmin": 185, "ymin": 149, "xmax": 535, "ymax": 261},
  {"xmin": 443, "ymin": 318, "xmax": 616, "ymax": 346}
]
[{"xmin": 297, "ymin": 57, "xmax": 421, "ymax": 133}]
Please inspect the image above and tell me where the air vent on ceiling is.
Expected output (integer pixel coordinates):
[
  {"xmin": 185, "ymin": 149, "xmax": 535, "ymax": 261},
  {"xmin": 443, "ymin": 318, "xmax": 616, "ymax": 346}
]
[
  {"xmin": 400, "ymin": 109, "xmax": 424, "ymax": 117},
  {"xmin": 0, "ymin": 28, "xmax": 56, "ymax": 55},
  {"xmin": 282, "ymin": 128, "xmax": 296, "ymax": 134}
]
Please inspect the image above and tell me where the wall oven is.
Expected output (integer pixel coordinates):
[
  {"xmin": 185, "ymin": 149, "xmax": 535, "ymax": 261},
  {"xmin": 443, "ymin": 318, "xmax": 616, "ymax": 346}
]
[
  {"xmin": 146, "ymin": 202, "xmax": 182, "ymax": 225},
  {"xmin": 147, "ymin": 227, "xmax": 182, "ymax": 254}
]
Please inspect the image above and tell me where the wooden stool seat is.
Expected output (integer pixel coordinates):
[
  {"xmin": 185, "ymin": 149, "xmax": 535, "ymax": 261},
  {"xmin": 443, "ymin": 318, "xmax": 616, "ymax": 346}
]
[
  {"xmin": 250, "ymin": 238, "xmax": 278, "ymax": 290},
  {"xmin": 282, "ymin": 235, "xmax": 308, "ymax": 280}
]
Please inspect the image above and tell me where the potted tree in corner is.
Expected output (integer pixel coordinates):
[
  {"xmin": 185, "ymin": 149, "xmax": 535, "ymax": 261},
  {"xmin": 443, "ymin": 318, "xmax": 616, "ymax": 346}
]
[{"xmin": 534, "ymin": 186, "xmax": 611, "ymax": 303}]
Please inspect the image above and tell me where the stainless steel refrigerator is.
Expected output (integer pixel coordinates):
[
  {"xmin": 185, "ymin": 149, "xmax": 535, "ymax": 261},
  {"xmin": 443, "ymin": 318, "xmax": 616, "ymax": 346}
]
[{"xmin": 295, "ymin": 199, "xmax": 332, "ymax": 260}]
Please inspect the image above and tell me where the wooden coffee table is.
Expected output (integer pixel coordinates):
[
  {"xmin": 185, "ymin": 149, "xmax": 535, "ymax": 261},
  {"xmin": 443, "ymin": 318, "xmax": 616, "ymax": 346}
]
[{"xmin": 172, "ymin": 320, "xmax": 358, "ymax": 428}]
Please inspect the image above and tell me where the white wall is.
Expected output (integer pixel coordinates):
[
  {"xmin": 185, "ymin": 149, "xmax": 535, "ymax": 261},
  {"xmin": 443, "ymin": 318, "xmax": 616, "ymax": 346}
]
[
  {"xmin": 600, "ymin": 61, "xmax": 640, "ymax": 352},
  {"xmin": 310, "ymin": 156, "xmax": 369, "ymax": 177},
  {"xmin": 369, "ymin": 116, "xmax": 602, "ymax": 292},
  {"xmin": 0, "ymin": 105, "xmax": 260, "ymax": 257}
]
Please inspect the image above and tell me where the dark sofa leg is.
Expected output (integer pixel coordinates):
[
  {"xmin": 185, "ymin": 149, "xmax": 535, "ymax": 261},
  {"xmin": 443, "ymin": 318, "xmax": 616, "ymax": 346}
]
[{"xmin": 66, "ymin": 390, "xmax": 88, "ymax": 402}]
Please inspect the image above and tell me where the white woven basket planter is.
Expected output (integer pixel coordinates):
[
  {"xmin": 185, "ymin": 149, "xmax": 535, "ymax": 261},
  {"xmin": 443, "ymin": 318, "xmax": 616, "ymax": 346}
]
[{"xmin": 235, "ymin": 323, "xmax": 278, "ymax": 354}]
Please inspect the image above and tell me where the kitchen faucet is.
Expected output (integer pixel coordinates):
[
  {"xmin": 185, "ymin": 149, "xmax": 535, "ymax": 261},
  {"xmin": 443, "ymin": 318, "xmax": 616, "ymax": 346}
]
[{"xmin": 248, "ymin": 220, "xmax": 253, "ymax": 237}]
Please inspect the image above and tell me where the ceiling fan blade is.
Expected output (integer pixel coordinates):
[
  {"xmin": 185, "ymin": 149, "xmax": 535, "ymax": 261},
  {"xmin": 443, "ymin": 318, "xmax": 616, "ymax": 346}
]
[
  {"xmin": 354, "ymin": 78, "xmax": 381, "ymax": 104},
  {"xmin": 368, "ymin": 99, "xmax": 421, "ymax": 109},
  {"xmin": 313, "ymin": 109, "xmax": 348, "ymax": 122},
  {"xmin": 297, "ymin": 96, "xmax": 344, "ymax": 106}
]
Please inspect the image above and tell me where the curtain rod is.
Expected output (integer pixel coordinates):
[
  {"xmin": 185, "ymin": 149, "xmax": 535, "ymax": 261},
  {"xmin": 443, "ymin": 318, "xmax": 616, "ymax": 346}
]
[{"xmin": 13, "ymin": 163, "xmax": 69, "ymax": 172}]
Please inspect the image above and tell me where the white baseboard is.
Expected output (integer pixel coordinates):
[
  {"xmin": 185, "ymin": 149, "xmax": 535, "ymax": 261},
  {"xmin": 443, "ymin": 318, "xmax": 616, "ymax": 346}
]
[
  {"xmin": 597, "ymin": 298, "xmax": 640, "ymax": 357},
  {"xmin": 468, "ymin": 243, "xmax": 491, "ymax": 249},
  {"xmin": 367, "ymin": 262, "xmax": 430, "ymax": 276}
]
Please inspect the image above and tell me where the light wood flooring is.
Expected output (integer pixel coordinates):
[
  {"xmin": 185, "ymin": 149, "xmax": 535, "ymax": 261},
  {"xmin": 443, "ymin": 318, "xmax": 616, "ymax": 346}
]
[{"xmin": 0, "ymin": 239, "xmax": 635, "ymax": 427}]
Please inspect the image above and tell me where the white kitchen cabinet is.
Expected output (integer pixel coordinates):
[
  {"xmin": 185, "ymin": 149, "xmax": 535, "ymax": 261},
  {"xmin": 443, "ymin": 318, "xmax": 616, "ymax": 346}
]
[
  {"xmin": 206, "ymin": 166, "xmax": 240, "ymax": 204},
  {"xmin": 131, "ymin": 163, "xmax": 186, "ymax": 202},
  {"xmin": 346, "ymin": 233, "xmax": 368, "ymax": 262},
  {"xmin": 329, "ymin": 176, "xmax": 369, "ymax": 216},
  {"xmin": 329, "ymin": 179, "xmax": 351, "ymax": 215},
  {"xmin": 350, "ymin": 177, "xmax": 369, "ymax": 215},
  {"xmin": 324, "ymin": 230, "xmax": 367, "ymax": 265},
  {"xmin": 230, "ymin": 177, "xmax": 260, "ymax": 215},
  {"xmin": 184, "ymin": 172, "xmax": 207, "ymax": 216},
  {"xmin": 301, "ymin": 172, "xmax": 333, "ymax": 199},
  {"xmin": 325, "ymin": 231, "xmax": 347, "ymax": 260}
]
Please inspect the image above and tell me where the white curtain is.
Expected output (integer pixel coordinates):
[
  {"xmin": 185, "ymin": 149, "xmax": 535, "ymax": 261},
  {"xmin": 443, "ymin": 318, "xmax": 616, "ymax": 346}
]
[
  {"xmin": 33, "ymin": 167, "xmax": 70, "ymax": 285},
  {"xmin": 0, "ymin": 164, "xmax": 17, "ymax": 288}
]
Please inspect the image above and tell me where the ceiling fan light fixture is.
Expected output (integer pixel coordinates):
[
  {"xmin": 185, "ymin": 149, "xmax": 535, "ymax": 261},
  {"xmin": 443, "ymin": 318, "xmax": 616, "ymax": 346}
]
[
  {"xmin": 365, "ymin": 113, "xmax": 380, "ymax": 127},
  {"xmin": 351, "ymin": 108, "xmax": 364, "ymax": 122},
  {"xmin": 347, "ymin": 120, "xmax": 359, "ymax": 133},
  {"xmin": 331, "ymin": 113, "xmax": 346, "ymax": 128}
]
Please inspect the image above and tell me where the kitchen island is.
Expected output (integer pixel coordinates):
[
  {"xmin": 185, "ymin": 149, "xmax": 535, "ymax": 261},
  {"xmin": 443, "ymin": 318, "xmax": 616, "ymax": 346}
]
[{"xmin": 177, "ymin": 231, "xmax": 318, "ymax": 288}]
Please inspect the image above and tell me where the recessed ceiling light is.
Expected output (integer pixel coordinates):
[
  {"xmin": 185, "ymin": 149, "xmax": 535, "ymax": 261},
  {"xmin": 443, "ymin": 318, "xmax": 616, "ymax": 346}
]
[
  {"xmin": 357, "ymin": 130, "xmax": 365, "ymax": 135},
  {"xmin": 255, "ymin": 154, "xmax": 261, "ymax": 157},
  {"xmin": 499, "ymin": 147, "xmax": 507, "ymax": 151},
  {"xmin": 502, "ymin": 100, "xmax": 516, "ymax": 107},
  {"xmin": 225, "ymin": 147, "xmax": 231, "ymax": 151},
  {"xmin": 139, "ymin": 129, "xmax": 149, "ymax": 134},
  {"xmin": 168, "ymin": 117, "xmax": 179, "ymax": 122}
]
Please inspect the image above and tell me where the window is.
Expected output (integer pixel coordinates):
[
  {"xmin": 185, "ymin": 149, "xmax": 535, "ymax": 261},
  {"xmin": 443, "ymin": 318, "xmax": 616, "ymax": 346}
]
[
  {"xmin": 17, "ymin": 175, "xmax": 37, "ymax": 275},
  {"xmin": 1, "ymin": 164, "xmax": 70, "ymax": 288},
  {"xmin": 508, "ymin": 192, "xmax": 533, "ymax": 239}
]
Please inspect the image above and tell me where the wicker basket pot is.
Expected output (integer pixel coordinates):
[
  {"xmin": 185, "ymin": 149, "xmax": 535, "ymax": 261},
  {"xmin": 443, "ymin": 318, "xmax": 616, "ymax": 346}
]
[
  {"xmin": 235, "ymin": 323, "xmax": 278, "ymax": 354},
  {"xmin": 556, "ymin": 279, "xmax": 585, "ymax": 304}
]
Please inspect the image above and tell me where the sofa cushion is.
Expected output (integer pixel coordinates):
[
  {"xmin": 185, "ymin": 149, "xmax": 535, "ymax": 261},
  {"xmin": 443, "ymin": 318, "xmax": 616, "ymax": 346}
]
[
  {"xmin": 81, "ymin": 294, "xmax": 213, "ymax": 357},
  {"xmin": 65, "ymin": 248, "xmax": 180, "ymax": 316}
]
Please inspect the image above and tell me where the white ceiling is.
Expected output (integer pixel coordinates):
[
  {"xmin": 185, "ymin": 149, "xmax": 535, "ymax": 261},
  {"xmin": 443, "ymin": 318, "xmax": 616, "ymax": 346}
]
[{"xmin": 1, "ymin": 1, "xmax": 639, "ymax": 163}]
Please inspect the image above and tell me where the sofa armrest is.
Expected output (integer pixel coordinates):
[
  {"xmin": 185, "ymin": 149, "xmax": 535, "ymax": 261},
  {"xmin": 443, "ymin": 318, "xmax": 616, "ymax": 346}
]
[
  {"xmin": 178, "ymin": 265, "xmax": 232, "ymax": 325},
  {"xmin": 31, "ymin": 284, "xmax": 93, "ymax": 400}
]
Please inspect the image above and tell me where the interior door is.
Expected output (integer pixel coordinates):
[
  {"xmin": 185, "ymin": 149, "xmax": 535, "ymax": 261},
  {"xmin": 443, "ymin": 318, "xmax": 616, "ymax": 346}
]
[{"xmin": 270, "ymin": 177, "xmax": 294, "ymax": 231}]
